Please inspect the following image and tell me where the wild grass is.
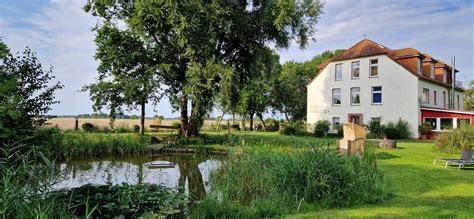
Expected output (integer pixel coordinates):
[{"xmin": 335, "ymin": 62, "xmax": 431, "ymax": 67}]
[
  {"xmin": 56, "ymin": 132, "xmax": 153, "ymax": 158},
  {"xmin": 193, "ymin": 146, "xmax": 388, "ymax": 218}
]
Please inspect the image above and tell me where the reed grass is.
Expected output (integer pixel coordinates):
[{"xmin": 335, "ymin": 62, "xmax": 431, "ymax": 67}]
[{"xmin": 193, "ymin": 146, "xmax": 388, "ymax": 218}]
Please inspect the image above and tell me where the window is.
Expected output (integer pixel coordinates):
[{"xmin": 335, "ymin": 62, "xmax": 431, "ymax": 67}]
[
  {"xmin": 434, "ymin": 91, "xmax": 437, "ymax": 106},
  {"xmin": 332, "ymin": 117, "xmax": 340, "ymax": 128},
  {"xmin": 371, "ymin": 86, "xmax": 382, "ymax": 104},
  {"xmin": 443, "ymin": 91, "xmax": 446, "ymax": 109},
  {"xmin": 332, "ymin": 88, "xmax": 341, "ymax": 105},
  {"xmin": 430, "ymin": 63, "xmax": 435, "ymax": 79},
  {"xmin": 424, "ymin": 118, "xmax": 437, "ymax": 130},
  {"xmin": 457, "ymin": 118, "xmax": 470, "ymax": 127},
  {"xmin": 369, "ymin": 59, "xmax": 378, "ymax": 77},
  {"xmin": 423, "ymin": 88, "xmax": 430, "ymax": 103},
  {"xmin": 440, "ymin": 118, "xmax": 453, "ymax": 130},
  {"xmin": 442, "ymin": 69, "xmax": 447, "ymax": 83},
  {"xmin": 350, "ymin": 87, "xmax": 360, "ymax": 105},
  {"xmin": 351, "ymin": 61, "xmax": 360, "ymax": 79},
  {"xmin": 418, "ymin": 58, "xmax": 423, "ymax": 74},
  {"xmin": 457, "ymin": 95, "xmax": 460, "ymax": 110},
  {"xmin": 371, "ymin": 117, "xmax": 381, "ymax": 123},
  {"xmin": 335, "ymin": 64, "xmax": 343, "ymax": 81}
]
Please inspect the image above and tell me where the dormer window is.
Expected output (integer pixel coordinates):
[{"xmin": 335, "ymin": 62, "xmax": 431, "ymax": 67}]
[
  {"xmin": 418, "ymin": 58, "xmax": 423, "ymax": 74},
  {"xmin": 442, "ymin": 68, "xmax": 447, "ymax": 83},
  {"xmin": 430, "ymin": 62, "xmax": 435, "ymax": 79}
]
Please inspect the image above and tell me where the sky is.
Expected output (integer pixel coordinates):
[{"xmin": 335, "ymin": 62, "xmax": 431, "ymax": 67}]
[{"xmin": 1, "ymin": 0, "xmax": 473, "ymax": 117}]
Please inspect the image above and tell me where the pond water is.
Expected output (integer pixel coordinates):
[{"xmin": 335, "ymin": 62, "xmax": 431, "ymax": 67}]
[{"xmin": 47, "ymin": 154, "xmax": 222, "ymax": 205}]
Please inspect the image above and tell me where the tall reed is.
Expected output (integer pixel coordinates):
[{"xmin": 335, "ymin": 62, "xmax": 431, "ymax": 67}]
[{"xmin": 194, "ymin": 146, "xmax": 388, "ymax": 218}]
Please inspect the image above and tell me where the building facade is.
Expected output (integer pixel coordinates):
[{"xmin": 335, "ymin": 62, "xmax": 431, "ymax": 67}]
[{"xmin": 306, "ymin": 39, "xmax": 472, "ymax": 138}]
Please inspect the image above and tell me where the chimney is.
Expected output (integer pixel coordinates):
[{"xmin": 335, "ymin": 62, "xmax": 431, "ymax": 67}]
[{"xmin": 451, "ymin": 57, "xmax": 455, "ymax": 109}]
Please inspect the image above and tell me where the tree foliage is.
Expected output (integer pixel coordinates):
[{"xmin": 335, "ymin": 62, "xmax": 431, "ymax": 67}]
[
  {"xmin": 0, "ymin": 40, "xmax": 63, "ymax": 143},
  {"xmin": 82, "ymin": 23, "xmax": 161, "ymax": 134},
  {"xmin": 464, "ymin": 80, "xmax": 474, "ymax": 111},
  {"xmin": 271, "ymin": 50, "xmax": 344, "ymax": 121},
  {"xmin": 84, "ymin": 0, "xmax": 323, "ymax": 136}
]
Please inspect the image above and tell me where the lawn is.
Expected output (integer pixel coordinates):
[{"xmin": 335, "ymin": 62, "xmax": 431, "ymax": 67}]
[{"xmin": 288, "ymin": 141, "xmax": 474, "ymax": 218}]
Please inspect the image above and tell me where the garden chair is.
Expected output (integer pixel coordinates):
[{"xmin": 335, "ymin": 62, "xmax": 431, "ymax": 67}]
[
  {"xmin": 433, "ymin": 149, "xmax": 474, "ymax": 170},
  {"xmin": 337, "ymin": 123, "xmax": 367, "ymax": 155}
]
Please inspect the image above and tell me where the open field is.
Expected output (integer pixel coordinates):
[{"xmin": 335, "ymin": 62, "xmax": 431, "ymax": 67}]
[{"xmin": 46, "ymin": 117, "xmax": 221, "ymax": 130}]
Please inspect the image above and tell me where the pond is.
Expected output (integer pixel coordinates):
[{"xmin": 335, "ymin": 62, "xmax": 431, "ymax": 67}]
[{"xmin": 44, "ymin": 154, "xmax": 222, "ymax": 213}]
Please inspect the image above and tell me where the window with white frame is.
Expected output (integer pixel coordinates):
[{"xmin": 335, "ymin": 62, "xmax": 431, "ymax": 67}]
[
  {"xmin": 335, "ymin": 64, "xmax": 343, "ymax": 81},
  {"xmin": 351, "ymin": 61, "xmax": 360, "ymax": 79},
  {"xmin": 371, "ymin": 117, "xmax": 381, "ymax": 123},
  {"xmin": 369, "ymin": 59, "xmax": 378, "ymax": 77},
  {"xmin": 351, "ymin": 87, "xmax": 360, "ymax": 105},
  {"xmin": 371, "ymin": 86, "xmax": 382, "ymax": 104},
  {"xmin": 332, "ymin": 88, "xmax": 341, "ymax": 105},
  {"xmin": 332, "ymin": 117, "xmax": 340, "ymax": 128},
  {"xmin": 423, "ymin": 88, "xmax": 430, "ymax": 103},
  {"xmin": 434, "ymin": 91, "xmax": 437, "ymax": 106},
  {"xmin": 442, "ymin": 69, "xmax": 447, "ymax": 83},
  {"xmin": 430, "ymin": 63, "xmax": 435, "ymax": 79},
  {"xmin": 418, "ymin": 58, "xmax": 423, "ymax": 74}
]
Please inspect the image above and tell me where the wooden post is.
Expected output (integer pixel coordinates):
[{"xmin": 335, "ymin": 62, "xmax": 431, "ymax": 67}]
[{"xmin": 75, "ymin": 117, "xmax": 79, "ymax": 131}]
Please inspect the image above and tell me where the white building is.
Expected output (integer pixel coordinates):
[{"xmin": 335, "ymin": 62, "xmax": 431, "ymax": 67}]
[{"xmin": 306, "ymin": 39, "xmax": 473, "ymax": 138}]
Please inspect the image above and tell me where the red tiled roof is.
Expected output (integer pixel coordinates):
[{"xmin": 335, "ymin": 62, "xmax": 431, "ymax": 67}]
[{"xmin": 312, "ymin": 38, "xmax": 460, "ymax": 89}]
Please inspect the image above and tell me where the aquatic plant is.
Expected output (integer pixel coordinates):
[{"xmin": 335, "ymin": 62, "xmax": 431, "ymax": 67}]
[{"xmin": 194, "ymin": 146, "xmax": 388, "ymax": 218}]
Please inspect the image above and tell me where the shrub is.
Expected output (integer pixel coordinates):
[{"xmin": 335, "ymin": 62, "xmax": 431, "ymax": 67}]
[
  {"xmin": 436, "ymin": 124, "xmax": 474, "ymax": 153},
  {"xmin": 81, "ymin": 122, "xmax": 94, "ymax": 132},
  {"xmin": 195, "ymin": 148, "xmax": 387, "ymax": 218},
  {"xmin": 336, "ymin": 124, "xmax": 344, "ymax": 137},
  {"xmin": 31, "ymin": 127, "xmax": 63, "ymax": 151},
  {"xmin": 230, "ymin": 124, "xmax": 240, "ymax": 131},
  {"xmin": 280, "ymin": 121, "xmax": 307, "ymax": 136},
  {"xmin": 264, "ymin": 118, "xmax": 280, "ymax": 132},
  {"xmin": 366, "ymin": 119, "xmax": 385, "ymax": 139},
  {"xmin": 384, "ymin": 119, "xmax": 411, "ymax": 139},
  {"xmin": 314, "ymin": 120, "xmax": 331, "ymax": 137},
  {"xmin": 133, "ymin": 124, "xmax": 140, "ymax": 133},
  {"xmin": 172, "ymin": 121, "xmax": 182, "ymax": 129},
  {"xmin": 418, "ymin": 122, "xmax": 433, "ymax": 135}
]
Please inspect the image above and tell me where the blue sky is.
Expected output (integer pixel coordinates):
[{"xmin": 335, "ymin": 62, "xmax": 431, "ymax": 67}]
[{"xmin": 1, "ymin": 0, "xmax": 473, "ymax": 117}]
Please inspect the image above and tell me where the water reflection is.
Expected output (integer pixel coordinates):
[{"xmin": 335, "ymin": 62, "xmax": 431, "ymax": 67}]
[{"xmin": 51, "ymin": 155, "xmax": 221, "ymax": 205}]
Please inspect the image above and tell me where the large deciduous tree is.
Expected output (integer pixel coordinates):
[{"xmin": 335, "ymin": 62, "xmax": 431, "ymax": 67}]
[
  {"xmin": 271, "ymin": 50, "xmax": 344, "ymax": 121},
  {"xmin": 84, "ymin": 0, "xmax": 323, "ymax": 136},
  {"xmin": 464, "ymin": 80, "xmax": 474, "ymax": 111},
  {"xmin": 82, "ymin": 24, "xmax": 161, "ymax": 134},
  {"xmin": 0, "ymin": 40, "xmax": 63, "ymax": 144}
]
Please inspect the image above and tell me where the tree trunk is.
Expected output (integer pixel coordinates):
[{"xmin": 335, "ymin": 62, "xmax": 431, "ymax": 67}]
[
  {"xmin": 249, "ymin": 112, "xmax": 255, "ymax": 131},
  {"xmin": 284, "ymin": 112, "xmax": 290, "ymax": 122},
  {"xmin": 232, "ymin": 113, "xmax": 235, "ymax": 124},
  {"xmin": 258, "ymin": 113, "xmax": 266, "ymax": 128},
  {"xmin": 240, "ymin": 114, "xmax": 245, "ymax": 130},
  {"xmin": 216, "ymin": 111, "xmax": 225, "ymax": 131},
  {"xmin": 179, "ymin": 95, "xmax": 189, "ymax": 136},
  {"xmin": 187, "ymin": 99, "xmax": 203, "ymax": 137},
  {"xmin": 140, "ymin": 100, "xmax": 145, "ymax": 135}
]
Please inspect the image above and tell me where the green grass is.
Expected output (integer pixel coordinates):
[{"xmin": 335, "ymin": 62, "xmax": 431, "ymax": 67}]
[{"xmin": 288, "ymin": 142, "xmax": 474, "ymax": 218}]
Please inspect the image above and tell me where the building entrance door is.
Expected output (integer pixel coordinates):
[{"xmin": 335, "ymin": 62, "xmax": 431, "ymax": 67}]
[{"xmin": 348, "ymin": 114, "xmax": 363, "ymax": 126}]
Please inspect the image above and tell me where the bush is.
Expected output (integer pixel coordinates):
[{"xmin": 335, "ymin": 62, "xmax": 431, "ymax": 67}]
[
  {"xmin": 175, "ymin": 134, "xmax": 240, "ymax": 146},
  {"xmin": 172, "ymin": 121, "xmax": 182, "ymax": 129},
  {"xmin": 313, "ymin": 120, "xmax": 331, "ymax": 137},
  {"xmin": 81, "ymin": 122, "xmax": 94, "ymax": 132},
  {"xmin": 366, "ymin": 119, "xmax": 385, "ymax": 139},
  {"xmin": 384, "ymin": 118, "xmax": 411, "ymax": 139},
  {"xmin": 31, "ymin": 127, "xmax": 63, "ymax": 151},
  {"xmin": 195, "ymin": 148, "xmax": 387, "ymax": 218},
  {"xmin": 264, "ymin": 118, "xmax": 280, "ymax": 132},
  {"xmin": 418, "ymin": 122, "xmax": 432, "ymax": 135},
  {"xmin": 230, "ymin": 124, "xmax": 240, "ymax": 131},
  {"xmin": 280, "ymin": 121, "xmax": 307, "ymax": 136},
  {"xmin": 436, "ymin": 124, "xmax": 474, "ymax": 153},
  {"xmin": 336, "ymin": 124, "xmax": 344, "ymax": 137},
  {"xmin": 133, "ymin": 124, "xmax": 140, "ymax": 133}
]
